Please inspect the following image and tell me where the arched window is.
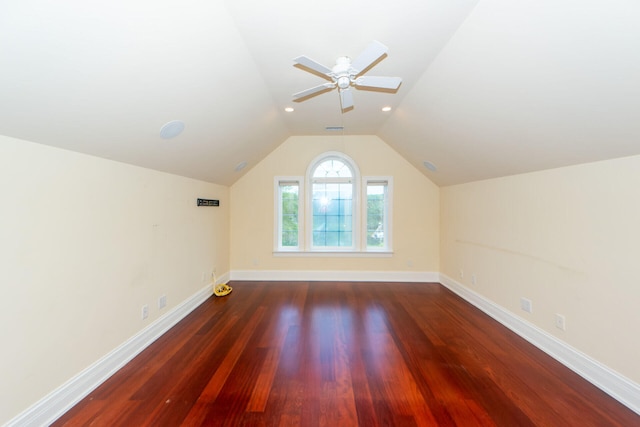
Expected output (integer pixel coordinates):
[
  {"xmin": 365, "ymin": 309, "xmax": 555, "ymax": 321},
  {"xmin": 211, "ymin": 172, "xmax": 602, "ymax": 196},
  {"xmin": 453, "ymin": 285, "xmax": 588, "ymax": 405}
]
[
  {"xmin": 274, "ymin": 151, "xmax": 391, "ymax": 253},
  {"xmin": 307, "ymin": 153, "xmax": 359, "ymax": 250}
]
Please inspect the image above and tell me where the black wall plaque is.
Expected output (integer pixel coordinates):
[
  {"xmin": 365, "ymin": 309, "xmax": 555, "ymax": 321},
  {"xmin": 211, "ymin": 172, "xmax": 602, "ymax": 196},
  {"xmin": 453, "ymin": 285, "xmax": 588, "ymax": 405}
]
[{"xmin": 197, "ymin": 198, "xmax": 219, "ymax": 207}]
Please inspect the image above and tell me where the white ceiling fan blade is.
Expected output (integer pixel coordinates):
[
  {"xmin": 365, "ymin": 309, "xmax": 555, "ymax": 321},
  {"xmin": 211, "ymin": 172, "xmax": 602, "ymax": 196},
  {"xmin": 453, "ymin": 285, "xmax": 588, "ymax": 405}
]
[
  {"xmin": 340, "ymin": 88, "xmax": 354, "ymax": 111},
  {"xmin": 293, "ymin": 55, "xmax": 333, "ymax": 76},
  {"xmin": 351, "ymin": 40, "xmax": 389, "ymax": 74},
  {"xmin": 354, "ymin": 76, "xmax": 402, "ymax": 90},
  {"xmin": 293, "ymin": 82, "xmax": 335, "ymax": 99}
]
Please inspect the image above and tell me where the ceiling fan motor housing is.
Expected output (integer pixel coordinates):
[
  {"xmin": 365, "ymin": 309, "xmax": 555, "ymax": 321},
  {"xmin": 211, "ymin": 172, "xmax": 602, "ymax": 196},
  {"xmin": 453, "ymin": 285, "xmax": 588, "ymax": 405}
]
[
  {"xmin": 337, "ymin": 75, "xmax": 351, "ymax": 89},
  {"xmin": 333, "ymin": 57, "xmax": 355, "ymax": 89}
]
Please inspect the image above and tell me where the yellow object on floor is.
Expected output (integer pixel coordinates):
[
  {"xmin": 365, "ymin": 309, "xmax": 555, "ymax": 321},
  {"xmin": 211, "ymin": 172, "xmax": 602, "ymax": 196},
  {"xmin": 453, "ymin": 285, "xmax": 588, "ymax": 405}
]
[{"xmin": 214, "ymin": 283, "xmax": 233, "ymax": 297}]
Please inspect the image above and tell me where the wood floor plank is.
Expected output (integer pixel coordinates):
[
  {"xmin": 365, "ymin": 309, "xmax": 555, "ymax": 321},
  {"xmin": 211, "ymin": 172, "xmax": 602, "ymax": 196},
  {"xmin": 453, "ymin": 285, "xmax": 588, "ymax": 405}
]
[{"xmin": 53, "ymin": 281, "xmax": 640, "ymax": 426}]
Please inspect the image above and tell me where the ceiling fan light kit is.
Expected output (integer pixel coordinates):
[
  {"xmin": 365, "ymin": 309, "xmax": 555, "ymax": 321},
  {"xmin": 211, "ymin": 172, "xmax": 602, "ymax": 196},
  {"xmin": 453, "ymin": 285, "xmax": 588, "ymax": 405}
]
[{"xmin": 293, "ymin": 40, "xmax": 402, "ymax": 112}]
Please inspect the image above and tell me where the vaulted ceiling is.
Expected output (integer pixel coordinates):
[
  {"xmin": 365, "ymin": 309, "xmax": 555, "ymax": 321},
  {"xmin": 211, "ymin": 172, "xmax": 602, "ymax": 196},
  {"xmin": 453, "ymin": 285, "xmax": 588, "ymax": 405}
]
[{"xmin": 2, "ymin": 0, "xmax": 639, "ymax": 186}]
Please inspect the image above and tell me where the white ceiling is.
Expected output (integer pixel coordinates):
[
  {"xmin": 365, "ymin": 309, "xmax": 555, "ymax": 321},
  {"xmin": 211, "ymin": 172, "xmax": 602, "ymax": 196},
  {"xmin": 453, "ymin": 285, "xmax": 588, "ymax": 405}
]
[{"xmin": 2, "ymin": 0, "xmax": 639, "ymax": 186}]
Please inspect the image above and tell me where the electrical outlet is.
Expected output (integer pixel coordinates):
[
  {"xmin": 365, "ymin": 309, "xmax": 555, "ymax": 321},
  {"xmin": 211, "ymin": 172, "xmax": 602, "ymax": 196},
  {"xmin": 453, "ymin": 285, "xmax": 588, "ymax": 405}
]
[
  {"xmin": 141, "ymin": 304, "xmax": 149, "ymax": 320},
  {"xmin": 158, "ymin": 295, "xmax": 167, "ymax": 309},
  {"xmin": 471, "ymin": 274, "xmax": 477, "ymax": 285},
  {"xmin": 459, "ymin": 269, "xmax": 464, "ymax": 278},
  {"xmin": 520, "ymin": 298, "xmax": 533, "ymax": 313},
  {"xmin": 202, "ymin": 272, "xmax": 206, "ymax": 282},
  {"xmin": 555, "ymin": 314, "xmax": 566, "ymax": 331}
]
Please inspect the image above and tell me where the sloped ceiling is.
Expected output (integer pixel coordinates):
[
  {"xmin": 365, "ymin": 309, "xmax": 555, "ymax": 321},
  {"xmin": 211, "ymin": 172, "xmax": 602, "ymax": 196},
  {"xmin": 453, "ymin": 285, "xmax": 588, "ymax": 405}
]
[{"xmin": 1, "ymin": 0, "xmax": 639, "ymax": 186}]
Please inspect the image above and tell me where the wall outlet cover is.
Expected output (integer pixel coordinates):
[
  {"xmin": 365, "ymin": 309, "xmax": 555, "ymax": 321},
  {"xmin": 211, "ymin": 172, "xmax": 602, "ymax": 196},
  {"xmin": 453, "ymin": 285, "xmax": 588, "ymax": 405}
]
[{"xmin": 520, "ymin": 298, "xmax": 533, "ymax": 313}]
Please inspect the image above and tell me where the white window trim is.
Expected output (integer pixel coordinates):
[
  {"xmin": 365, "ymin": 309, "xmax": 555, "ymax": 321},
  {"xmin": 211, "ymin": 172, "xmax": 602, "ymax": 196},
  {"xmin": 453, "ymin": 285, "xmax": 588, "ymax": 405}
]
[
  {"xmin": 274, "ymin": 176, "xmax": 304, "ymax": 252},
  {"xmin": 305, "ymin": 151, "xmax": 361, "ymax": 252},
  {"xmin": 273, "ymin": 154, "xmax": 394, "ymax": 256},
  {"xmin": 362, "ymin": 176, "xmax": 393, "ymax": 252},
  {"xmin": 273, "ymin": 250, "xmax": 393, "ymax": 257}
]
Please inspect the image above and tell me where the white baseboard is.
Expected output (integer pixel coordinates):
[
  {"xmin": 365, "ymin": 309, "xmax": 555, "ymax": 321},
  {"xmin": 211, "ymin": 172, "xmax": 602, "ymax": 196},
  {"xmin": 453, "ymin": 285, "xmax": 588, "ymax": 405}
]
[
  {"xmin": 230, "ymin": 270, "xmax": 439, "ymax": 283},
  {"xmin": 6, "ymin": 284, "xmax": 214, "ymax": 427},
  {"xmin": 8, "ymin": 272, "xmax": 638, "ymax": 425},
  {"xmin": 439, "ymin": 273, "xmax": 640, "ymax": 416}
]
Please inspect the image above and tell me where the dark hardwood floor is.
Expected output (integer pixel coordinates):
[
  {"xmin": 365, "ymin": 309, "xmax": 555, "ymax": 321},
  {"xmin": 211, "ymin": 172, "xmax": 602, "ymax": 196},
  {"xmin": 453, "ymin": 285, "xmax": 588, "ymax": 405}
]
[{"xmin": 54, "ymin": 281, "xmax": 639, "ymax": 426}]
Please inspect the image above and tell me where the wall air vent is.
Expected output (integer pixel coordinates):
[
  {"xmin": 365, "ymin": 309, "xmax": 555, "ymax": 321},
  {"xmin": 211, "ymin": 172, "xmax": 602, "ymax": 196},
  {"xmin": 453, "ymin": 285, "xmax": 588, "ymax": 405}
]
[{"xmin": 325, "ymin": 126, "xmax": 344, "ymax": 131}]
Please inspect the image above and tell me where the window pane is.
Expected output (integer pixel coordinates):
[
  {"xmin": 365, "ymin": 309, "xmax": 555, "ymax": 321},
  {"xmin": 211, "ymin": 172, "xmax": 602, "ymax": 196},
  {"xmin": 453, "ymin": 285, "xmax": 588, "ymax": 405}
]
[
  {"xmin": 339, "ymin": 231, "xmax": 352, "ymax": 247},
  {"xmin": 324, "ymin": 200, "xmax": 338, "ymax": 215},
  {"xmin": 281, "ymin": 231, "xmax": 297, "ymax": 247},
  {"xmin": 341, "ymin": 215, "xmax": 352, "ymax": 231},
  {"xmin": 338, "ymin": 182, "xmax": 352, "ymax": 199},
  {"xmin": 367, "ymin": 182, "xmax": 386, "ymax": 248},
  {"xmin": 313, "ymin": 159, "xmax": 353, "ymax": 178},
  {"xmin": 325, "ymin": 231, "xmax": 340, "ymax": 246},
  {"xmin": 280, "ymin": 183, "xmax": 299, "ymax": 248},
  {"xmin": 312, "ymin": 181, "xmax": 353, "ymax": 248},
  {"xmin": 340, "ymin": 199, "xmax": 352, "ymax": 216},
  {"xmin": 326, "ymin": 215, "xmax": 340, "ymax": 231},
  {"xmin": 325, "ymin": 182, "xmax": 340, "ymax": 197},
  {"xmin": 313, "ymin": 231, "xmax": 325, "ymax": 246},
  {"xmin": 313, "ymin": 215, "xmax": 326, "ymax": 230}
]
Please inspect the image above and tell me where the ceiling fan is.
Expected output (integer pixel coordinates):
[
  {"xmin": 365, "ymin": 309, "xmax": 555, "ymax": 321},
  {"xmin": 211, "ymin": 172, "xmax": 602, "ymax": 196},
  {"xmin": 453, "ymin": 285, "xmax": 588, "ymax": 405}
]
[{"xmin": 292, "ymin": 40, "xmax": 402, "ymax": 112}]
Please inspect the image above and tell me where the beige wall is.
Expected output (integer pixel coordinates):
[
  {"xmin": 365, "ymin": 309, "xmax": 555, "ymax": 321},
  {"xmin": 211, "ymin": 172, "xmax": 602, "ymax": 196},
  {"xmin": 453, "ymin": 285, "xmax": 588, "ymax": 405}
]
[
  {"xmin": 440, "ymin": 154, "xmax": 640, "ymax": 384},
  {"xmin": 230, "ymin": 135, "xmax": 440, "ymax": 273},
  {"xmin": 8, "ymin": 129, "xmax": 639, "ymax": 420},
  {"xmin": 0, "ymin": 135, "xmax": 230, "ymax": 423}
]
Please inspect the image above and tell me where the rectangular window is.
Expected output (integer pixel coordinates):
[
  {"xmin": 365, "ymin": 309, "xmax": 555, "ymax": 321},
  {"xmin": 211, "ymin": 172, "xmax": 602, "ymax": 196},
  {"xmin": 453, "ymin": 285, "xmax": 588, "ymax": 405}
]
[
  {"xmin": 365, "ymin": 179, "xmax": 391, "ymax": 251},
  {"xmin": 275, "ymin": 178, "xmax": 303, "ymax": 250},
  {"xmin": 311, "ymin": 181, "xmax": 353, "ymax": 249}
]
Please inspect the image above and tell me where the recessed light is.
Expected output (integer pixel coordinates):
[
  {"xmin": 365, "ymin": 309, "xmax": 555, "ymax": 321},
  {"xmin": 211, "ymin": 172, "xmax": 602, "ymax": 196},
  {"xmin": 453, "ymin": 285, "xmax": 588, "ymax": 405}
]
[
  {"xmin": 235, "ymin": 161, "xmax": 247, "ymax": 172},
  {"xmin": 284, "ymin": 107, "xmax": 294, "ymax": 112},
  {"xmin": 423, "ymin": 161, "xmax": 437, "ymax": 172},
  {"xmin": 159, "ymin": 120, "xmax": 185, "ymax": 139},
  {"xmin": 381, "ymin": 106, "xmax": 392, "ymax": 112}
]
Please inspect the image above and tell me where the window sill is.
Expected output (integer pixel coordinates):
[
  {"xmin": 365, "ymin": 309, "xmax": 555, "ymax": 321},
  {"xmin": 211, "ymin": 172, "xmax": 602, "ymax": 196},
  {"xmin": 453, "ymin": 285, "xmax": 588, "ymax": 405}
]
[{"xmin": 273, "ymin": 250, "xmax": 393, "ymax": 258}]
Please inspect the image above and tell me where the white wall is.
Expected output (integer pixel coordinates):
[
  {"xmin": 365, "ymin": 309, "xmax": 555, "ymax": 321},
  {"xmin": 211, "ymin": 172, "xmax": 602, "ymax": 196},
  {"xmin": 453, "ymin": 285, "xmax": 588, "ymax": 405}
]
[
  {"xmin": 0, "ymin": 135, "xmax": 230, "ymax": 424},
  {"xmin": 440, "ymin": 154, "xmax": 640, "ymax": 385},
  {"xmin": 230, "ymin": 135, "xmax": 440, "ymax": 276}
]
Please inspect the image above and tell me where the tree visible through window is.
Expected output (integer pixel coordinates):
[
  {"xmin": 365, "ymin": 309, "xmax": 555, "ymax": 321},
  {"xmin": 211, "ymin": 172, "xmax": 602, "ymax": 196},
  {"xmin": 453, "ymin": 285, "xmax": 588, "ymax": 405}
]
[
  {"xmin": 281, "ymin": 186, "xmax": 298, "ymax": 247},
  {"xmin": 279, "ymin": 181, "xmax": 300, "ymax": 248},
  {"xmin": 366, "ymin": 182, "xmax": 387, "ymax": 249},
  {"xmin": 274, "ymin": 152, "xmax": 392, "ymax": 253}
]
